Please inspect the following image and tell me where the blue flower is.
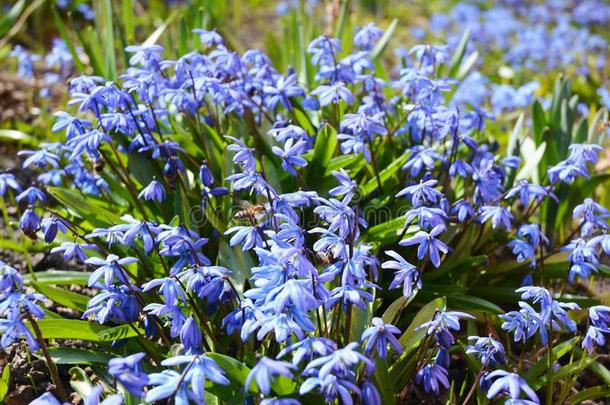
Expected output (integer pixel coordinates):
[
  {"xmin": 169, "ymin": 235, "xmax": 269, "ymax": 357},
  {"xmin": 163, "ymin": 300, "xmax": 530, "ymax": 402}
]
[
  {"xmin": 180, "ymin": 316, "xmax": 202, "ymax": 354},
  {"xmin": 51, "ymin": 241, "xmax": 96, "ymax": 262},
  {"xmin": 354, "ymin": 23, "xmax": 384, "ymax": 50},
  {"xmin": 263, "ymin": 74, "xmax": 304, "ymax": 110},
  {"xmin": 146, "ymin": 354, "xmax": 229, "ymax": 404},
  {"xmin": 85, "ymin": 254, "xmax": 137, "ymax": 288},
  {"xmin": 382, "ymin": 250, "xmax": 420, "ymax": 299},
  {"xmin": 308, "ymin": 36, "xmax": 342, "ymax": 66},
  {"xmin": 304, "ymin": 342, "xmax": 373, "ymax": 379},
  {"xmin": 329, "ymin": 169, "xmax": 359, "ymax": 203},
  {"xmin": 573, "ymin": 198, "xmax": 609, "ymax": 236},
  {"xmin": 415, "ymin": 364, "xmax": 449, "ymax": 395},
  {"xmin": 16, "ymin": 186, "xmax": 45, "ymax": 205},
  {"xmin": 0, "ymin": 173, "xmax": 21, "ymax": 196},
  {"xmin": 505, "ymin": 180, "xmax": 554, "ymax": 206},
  {"xmin": 450, "ymin": 199, "xmax": 475, "ymax": 222},
  {"xmin": 82, "ymin": 285, "xmax": 139, "ymax": 324},
  {"xmin": 478, "ymin": 205, "xmax": 514, "ymax": 230},
  {"xmin": 466, "ymin": 336, "xmax": 506, "ymax": 366},
  {"xmin": 0, "ymin": 317, "xmax": 39, "ymax": 351},
  {"xmin": 311, "ymin": 83, "xmax": 354, "ymax": 106},
  {"xmin": 485, "ymin": 370, "xmax": 539, "ymax": 403},
  {"xmin": 582, "ymin": 306, "xmax": 610, "ymax": 353},
  {"xmin": 361, "ymin": 317, "xmax": 402, "ymax": 359},
  {"xmin": 300, "ymin": 374, "xmax": 361, "ymax": 405},
  {"xmin": 225, "ymin": 225, "xmax": 264, "ymax": 251},
  {"xmin": 83, "ymin": 384, "xmax": 122, "ymax": 405},
  {"xmin": 272, "ymin": 139, "xmax": 308, "ymax": 176},
  {"xmin": 396, "ymin": 179, "xmax": 443, "ymax": 207},
  {"xmin": 108, "ymin": 353, "xmax": 149, "ymax": 396},
  {"xmin": 277, "ymin": 337, "xmax": 337, "ymax": 366},
  {"xmin": 192, "ymin": 29, "xmax": 224, "ymax": 46},
  {"xmin": 418, "ymin": 310, "xmax": 474, "ymax": 348},
  {"xmin": 245, "ymin": 357, "xmax": 295, "ymax": 395},
  {"xmin": 20, "ymin": 208, "xmax": 41, "ymax": 239},
  {"xmin": 40, "ymin": 216, "xmax": 68, "ymax": 243},
  {"xmin": 400, "ymin": 224, "xmax": 449, "ymax": 268},
  {"xmin": 138, "ymin": 178, "xmax": 166, "ymax": 202}
]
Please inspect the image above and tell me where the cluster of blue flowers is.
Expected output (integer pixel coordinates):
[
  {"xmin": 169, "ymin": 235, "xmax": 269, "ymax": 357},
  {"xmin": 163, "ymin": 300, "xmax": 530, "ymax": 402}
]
[{"xmin": 2, "ymin": 2, "xmax": 610, "ymax": 403}]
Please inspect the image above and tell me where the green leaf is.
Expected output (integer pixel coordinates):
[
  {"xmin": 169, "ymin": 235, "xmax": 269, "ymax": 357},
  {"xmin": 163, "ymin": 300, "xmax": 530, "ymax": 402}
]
[
  {"xmin": 97, "ymin": 324, "xmax": 144, "ymax": 342},
  {"xmin": 48, "ymin": 187, "xmax": 122, "ymax": 228},
  {"xmin": 448, "ymin": 29, "xmax": 470, "ymax": 78},
  {"xmin": 390, "ymin": 298, "xmax": 446, "ymax": 389},
  {"xmin": 372, "ymin": 357, "xmax": 395, "ymax": 404},
  {"xmin": 523, "ymin": 336, "xmax": 580, "ymax": 384},
  {"xmin": 46, "ymin": 348, "xmax": 114, "ymax": 365},
  {"xmin": 590, "ymin": 359, "xmax": 610, "ymax": 386},
  {"xmin": 69, "ymin": 367, "xmax": 94, "ymax": 399},
  {"xmin": 361, "ymin": 154, "xmax": 407, "ymax": 197},
  {"xmin": 308, "ymin": 125, "xmax": 337, "ymax": 182},
  {"xmin": 371, "ymin": 19, "xmax": 397, "ymax": 61},
  {"xmin": 446, "ymin": 294, "xmax": 502, "ymax": 314},
  {"xmin": 23, "ymin": 270, "xmax": 90, "ymax": 286},
  {"xmin": 143, "ymin": 10, "xmax": 180, "ymax": 47},
  {"xmin": 52, "ymin": 8, "xmax": 86, "ymax": 73},
  {"xmin": 32, "ymin": 283, "xmax": 89, "ymax": 312},
  {"xmin": 0, "ymin": 0, "xmax": 25, "ymax": 37},
  {"xmin": 532, "ymin": 100, "xmax": 546, "ymax": 147},
  {"xmin": 0, "ymin": 365, "xmax": 10, "ymax": 402},
  {"xmin": 101, "ymin": 0, "xmax": 117, "ymax": 80},
  {"xmin": 456, "ymin": 51, "xmax": 478, "ymax": 80},
  {"xmin": 567, "ymin": 386, "xmax": 610, "ymax": 403},
  {"xmin": 30, "ymin": 319, "xmax": 108, "ymax": 342},
  {"xmin": 516, "ymin": 139, "xmax": 546, "ymax": 183},
  {"xmin": 121, "ymin": 0, "xmax": 135, "ymax": 43},
  {"xmin": 0, "ymin": 129, "xmax": 34, "ymax": 144},
  {"xmin": 206, "ymin": 353, "xmax": 256, "ymax": 393},
  {"xmin": 398, "ymin": 297, "xmax": 446, "ymax": 347}
]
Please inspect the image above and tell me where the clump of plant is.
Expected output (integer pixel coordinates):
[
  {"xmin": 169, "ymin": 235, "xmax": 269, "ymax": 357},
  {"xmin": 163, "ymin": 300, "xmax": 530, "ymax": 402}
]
[{"xmin": 2, "ymin": 18, "xmax": 610, "ymax": 405}]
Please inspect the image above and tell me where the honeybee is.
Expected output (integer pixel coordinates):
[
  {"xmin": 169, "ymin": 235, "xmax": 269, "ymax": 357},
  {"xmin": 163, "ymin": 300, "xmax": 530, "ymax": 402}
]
[
  {"xmin": 93, "ymin": 159, "xmax": 105, "ymax": 173},
  {"xmin": 315, "ymin": 251, "xmax": 333, "ymax": 265},
  {"xmin": 233, "ymin": 201, "xmax": 268, "ymax": 221}
]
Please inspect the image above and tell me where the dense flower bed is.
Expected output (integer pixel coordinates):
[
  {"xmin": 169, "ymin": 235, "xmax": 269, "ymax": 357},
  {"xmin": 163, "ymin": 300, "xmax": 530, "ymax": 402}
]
[{"xmin": 1, "ymin": 1, "xmax": 610, "ymax": 405}]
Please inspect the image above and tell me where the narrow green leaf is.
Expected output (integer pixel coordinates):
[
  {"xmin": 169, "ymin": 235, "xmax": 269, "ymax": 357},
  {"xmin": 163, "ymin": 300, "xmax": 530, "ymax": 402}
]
[
  {"xmin": 308, "ymin": 124, "xmax": 337, "ymax": 182},
  {"xmin": 371, "ymin": 19, "xmax": 398, "ymax": 61},
  {"xmin": 361, "ymin": 154, "xmax": 407, "ymax": 197},
  {"xmin": 448, "ymin": 29, "xmax": 470, "ymax": 78},
  {"xmin": 0, "ymin": 365, "xmax": 10, "ymax": 401},
  {"xmin": 0, "ymin": 0, "xmax": 25, "ymax": 38},
  {"xmin": 102, "ymin": 0, "xmax": 117, "ymax": 80},
  {"xmin": 51, "ymin": 8, "xmax": 86, "ymax": 73},
  {"xmin": 32, "ymin": 282, "xmax": 89, "ymax": 312},
  {"xmin": 122, "ymin": 0, "xmax": 135, "ymax": 43},
  {"xmin": 523, "ymin": 336, "xmax": 580, "ymax": 384},
  {"xmin": 23, "ymin": 270, "xmax": 90, "ymax": 286},
  {"xmin": 29, "ymin": 319, "xmax": 108, "ymax": 342},
  {"xmin": 46, "ymin": 348, "xmax": 114, "ymax": 365},
  {"xmin": 0, "ymin": 129, "xmax": 34, "ymax": 144},
  {"xmin": 97, "ymin": 324, "xmax": 144, "ymax": 342},
  {"xmin": 69, "ymin": 367, "xmax": 94, "ymax": 399},
  {"xmin": 567, "ymin": 386, "xmax": 610, "ymax": 403}
]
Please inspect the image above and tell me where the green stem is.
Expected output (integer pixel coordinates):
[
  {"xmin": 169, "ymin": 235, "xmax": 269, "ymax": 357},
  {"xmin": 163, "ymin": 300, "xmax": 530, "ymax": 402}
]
[{"xmin": 28, "ymin": 315, "xmax": 68, "ymax": 402}]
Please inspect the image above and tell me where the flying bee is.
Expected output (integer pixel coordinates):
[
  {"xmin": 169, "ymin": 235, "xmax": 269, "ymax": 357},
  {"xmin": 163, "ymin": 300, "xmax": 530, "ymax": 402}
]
[
  {"xmin": 233, "ymin": 201, "xmax": 268, "ymax": 221},
  {"xmin": 93, "ymin": 159, "xmax": 105, "ymax": 173}
]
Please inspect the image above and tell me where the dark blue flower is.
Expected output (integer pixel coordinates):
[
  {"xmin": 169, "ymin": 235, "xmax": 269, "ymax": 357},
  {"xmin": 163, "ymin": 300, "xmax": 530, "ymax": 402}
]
[
  {"xmin": 400, "ymin": 224, "xmax": 449, "ymax": 268},
  {"xmin": 415, "ymin": 364, "xmax": 449, "ymax": 395},
  {"xmin": 361, "ymin": 317, "xmax": 402, "ymax": 359},
  {"xmin": 108, "ymin": 353, "xmax": 149, "ymax": 396}
]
